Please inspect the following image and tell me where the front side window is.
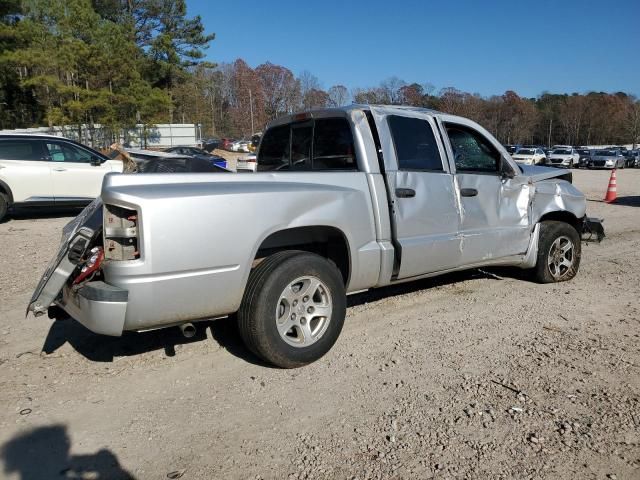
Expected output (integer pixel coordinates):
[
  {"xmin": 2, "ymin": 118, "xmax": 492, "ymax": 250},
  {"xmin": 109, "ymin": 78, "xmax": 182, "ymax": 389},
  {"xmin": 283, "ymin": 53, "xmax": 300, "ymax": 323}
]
[
  {"xmin": 46, "ymin": 142, "xmax": 93, "ymax": 163},
  {"xmin": 0, "ymin": 140, "xmax": 45, "ymax": 161},
  {"xmin": 388, "ymin": 115, "xmax": 443, "ymax": 171},
  {"xmin": 445, "ymin": 124, "xmax": 500, "ymax": 173}
]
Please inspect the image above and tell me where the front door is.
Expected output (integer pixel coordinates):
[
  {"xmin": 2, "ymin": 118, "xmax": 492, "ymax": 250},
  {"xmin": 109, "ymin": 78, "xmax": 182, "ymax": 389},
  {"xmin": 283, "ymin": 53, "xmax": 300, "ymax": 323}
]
[
  {"xmin": 44, "ymin": 140, "xmax": 112, "ymax": 202},
  {"xmin": 371, "ymin": 109, "xmax": 462, "ymax": 279},
  {"xmin": 441, "ymin": 120, "xmax": 531, "ymax": 265}
]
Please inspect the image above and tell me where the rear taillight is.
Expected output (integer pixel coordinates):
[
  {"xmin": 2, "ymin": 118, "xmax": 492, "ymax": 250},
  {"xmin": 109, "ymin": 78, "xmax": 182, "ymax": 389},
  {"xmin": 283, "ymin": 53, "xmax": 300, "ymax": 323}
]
[
  {"xmin": 104, "ymin": 204, "xmax": 140, "ymax": 261},
  {"xmin": 74, "ymin": 246, "xmax": 104, "ymax": 284}
]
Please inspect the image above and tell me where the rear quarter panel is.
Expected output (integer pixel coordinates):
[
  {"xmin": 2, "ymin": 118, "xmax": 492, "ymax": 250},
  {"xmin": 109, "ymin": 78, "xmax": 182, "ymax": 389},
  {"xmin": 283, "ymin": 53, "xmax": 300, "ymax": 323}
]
[{"xmin": 101, "ymin": 172, "xmax": 380, "ymax": 331}]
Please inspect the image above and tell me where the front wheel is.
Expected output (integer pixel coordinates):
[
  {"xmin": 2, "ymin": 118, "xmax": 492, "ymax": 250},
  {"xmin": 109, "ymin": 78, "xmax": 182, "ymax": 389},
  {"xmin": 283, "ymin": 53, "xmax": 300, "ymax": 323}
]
[
  {"xmin": 238, "ymin": 251, "xmax": 346, "ymax": 368},
  {"xmin": 532, "ymin": 221, "xmax": 581, "ymax": 283}
]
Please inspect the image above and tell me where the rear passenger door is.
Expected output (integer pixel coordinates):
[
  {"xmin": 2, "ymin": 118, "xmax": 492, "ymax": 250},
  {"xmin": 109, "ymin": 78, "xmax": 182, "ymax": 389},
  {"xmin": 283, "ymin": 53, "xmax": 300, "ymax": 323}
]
[{"xmin": 371, "ymin": 109, "xmax": 462, "ymax": 279}]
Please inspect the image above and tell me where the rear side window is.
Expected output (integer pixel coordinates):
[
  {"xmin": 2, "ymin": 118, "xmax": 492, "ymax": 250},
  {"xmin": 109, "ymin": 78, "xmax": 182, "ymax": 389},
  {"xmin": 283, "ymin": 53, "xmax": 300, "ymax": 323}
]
[
  {"xmin": 258, "ymin": 124, "xmax": 290, "ymax": 171},
  {"xmin": 258, "ymin": 117, "xmax": 358, "ymax": 171},
  {"xmin": 445, "ymin": 124, "xmax": 500, "ymax": 173},
  {"xmin": 387, "ymin": 116, "xmax": 443, "ymax": 171},
  {"xmin": 0, "ymin": 140, "xmax": 44, "ymax": 161},
  {"xmin": 313, "ymin": 118, "xmax": 357, "ymax": 170}
]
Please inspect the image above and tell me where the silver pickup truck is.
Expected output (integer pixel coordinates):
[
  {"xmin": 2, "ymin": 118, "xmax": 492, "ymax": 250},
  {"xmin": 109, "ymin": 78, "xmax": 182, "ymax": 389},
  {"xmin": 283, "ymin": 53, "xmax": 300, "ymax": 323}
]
[{"xmin": 28, "ymin": 105, "xmax": 604, "ymax": 368}]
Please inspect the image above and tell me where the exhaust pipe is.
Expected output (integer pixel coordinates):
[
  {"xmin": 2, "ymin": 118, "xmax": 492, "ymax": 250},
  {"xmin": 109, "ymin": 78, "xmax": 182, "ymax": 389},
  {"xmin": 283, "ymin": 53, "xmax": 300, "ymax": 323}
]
[{"xmin": 179, "ymin": 323, "xmax": 196, "ymax": 338}]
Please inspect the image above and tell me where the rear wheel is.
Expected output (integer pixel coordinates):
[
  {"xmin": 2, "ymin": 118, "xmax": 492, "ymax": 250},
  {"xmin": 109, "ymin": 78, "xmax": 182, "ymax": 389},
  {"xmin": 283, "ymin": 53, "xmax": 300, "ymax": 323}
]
[
  {"xmin": 238, "ymin": 251, "xmax": 346, "ymax": 368},
  {"xmin": 533, "ymin": 221, "xmax": 581, "ymax": 283},
  {"xmin": 0, "ymin": 193, "xmax": 8, "ymax": 223}
]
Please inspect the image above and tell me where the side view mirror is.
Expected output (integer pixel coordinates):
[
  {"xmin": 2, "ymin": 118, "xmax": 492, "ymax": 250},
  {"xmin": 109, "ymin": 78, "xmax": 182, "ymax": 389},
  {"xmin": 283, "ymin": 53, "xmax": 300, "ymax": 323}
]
[
  {"xmin": 500, "ymin": 155, "xmax": 516, "ymax": 179},
  {"xmin": 90, "ymin": 156, "xmax": 102, "ymax": 166}
]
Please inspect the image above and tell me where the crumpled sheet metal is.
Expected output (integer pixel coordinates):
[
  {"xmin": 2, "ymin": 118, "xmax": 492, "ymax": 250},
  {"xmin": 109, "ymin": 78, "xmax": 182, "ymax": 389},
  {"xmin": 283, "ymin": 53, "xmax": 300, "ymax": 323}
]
[{"xmin": 530, "ymin": 179, "xmax": 586, "ymax": 224}]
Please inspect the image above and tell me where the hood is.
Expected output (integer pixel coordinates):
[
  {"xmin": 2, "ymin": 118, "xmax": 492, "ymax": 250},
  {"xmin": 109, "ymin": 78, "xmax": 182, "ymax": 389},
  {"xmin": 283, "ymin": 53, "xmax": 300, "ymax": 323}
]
[
  {"xmin": 591, "ymin": 155, "xmax": 617, "ymax": 161},
  {"xmin": 518, "ymin": 164, "xmax": 573, "ymax": 183}
]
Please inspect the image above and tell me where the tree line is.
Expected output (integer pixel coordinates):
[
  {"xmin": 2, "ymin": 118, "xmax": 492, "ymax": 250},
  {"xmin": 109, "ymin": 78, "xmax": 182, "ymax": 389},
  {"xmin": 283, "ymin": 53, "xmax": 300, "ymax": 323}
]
[{"xmin": 2, "ymin": 1, "xmax": 639, "ymax": 148}]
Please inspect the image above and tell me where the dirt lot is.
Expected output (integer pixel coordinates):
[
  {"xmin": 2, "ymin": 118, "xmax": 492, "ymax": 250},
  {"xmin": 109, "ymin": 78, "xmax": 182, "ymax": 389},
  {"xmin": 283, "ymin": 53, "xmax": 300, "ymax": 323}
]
[{"xmin": 0, "ymin": 170, "xmax": 638, "ymax": 480}]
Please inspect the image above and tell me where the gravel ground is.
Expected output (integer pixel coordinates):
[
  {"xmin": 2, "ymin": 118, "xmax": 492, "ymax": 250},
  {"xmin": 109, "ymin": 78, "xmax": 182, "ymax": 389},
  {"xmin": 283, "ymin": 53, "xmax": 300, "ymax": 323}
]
[{"xmin": 0, "ymin": 169, "xmax": 638, "ymax": 480}]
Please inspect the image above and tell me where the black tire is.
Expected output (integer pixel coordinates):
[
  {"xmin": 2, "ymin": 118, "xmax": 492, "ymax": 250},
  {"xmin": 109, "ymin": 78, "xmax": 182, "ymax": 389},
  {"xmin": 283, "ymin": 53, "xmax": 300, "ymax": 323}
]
[
  {"xmin": 533, "ymin": 221, "xmax": 581, "ymax": 284},
  {"xmin": 0, "ymin": 193, "xmax": 8, "ymax": 223},
  {"xmin": 238, "ymin": 250, "xmax": 346, "ymax": 368}
]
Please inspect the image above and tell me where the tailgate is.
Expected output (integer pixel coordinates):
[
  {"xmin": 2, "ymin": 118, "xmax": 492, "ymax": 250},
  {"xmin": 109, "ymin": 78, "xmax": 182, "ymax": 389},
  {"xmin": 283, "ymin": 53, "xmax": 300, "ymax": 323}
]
[{"xmin": 27, "ymin": 199, "xmax": 103, "ymax": 316}]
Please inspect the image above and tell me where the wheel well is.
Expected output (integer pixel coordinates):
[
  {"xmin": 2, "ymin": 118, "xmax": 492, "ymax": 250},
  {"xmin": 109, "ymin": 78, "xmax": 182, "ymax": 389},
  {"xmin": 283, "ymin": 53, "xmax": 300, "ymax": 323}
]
[
  {"xmin": 255, "ymin": 226, "xmax": 350, "ymax": 285},
  {"xmin": 0, "ymin": 180, "xmax": 12, "ymax": 204},
  {"xmin": 539, "ymin": 211, "xmax": 581, "ymax": 234}
]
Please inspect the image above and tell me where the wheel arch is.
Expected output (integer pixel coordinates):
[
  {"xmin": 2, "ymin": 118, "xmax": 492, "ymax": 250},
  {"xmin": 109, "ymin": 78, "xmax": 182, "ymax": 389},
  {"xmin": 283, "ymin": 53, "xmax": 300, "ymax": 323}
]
[
  {"xmin": 0, "ymin": 179, "xmax": 13, "ymax": 204},
  {"xmin": 252, "ymin": 225, "xmax": 351, "ymax": 287},
  {"xmin": 538, "ymin": 210, "xmax": 582, "ymax": 235}
]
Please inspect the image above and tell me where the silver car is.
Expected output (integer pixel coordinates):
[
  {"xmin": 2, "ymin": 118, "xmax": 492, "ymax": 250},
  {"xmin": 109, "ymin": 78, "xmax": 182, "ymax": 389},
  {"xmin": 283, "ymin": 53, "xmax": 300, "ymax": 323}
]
[
  {"xmin": 588, "ymin": 149, "xmax": 626, "ymax": 169},
  {"xmin": 28, "ymin": 105, "xmax": 604, "ymax": 368}
]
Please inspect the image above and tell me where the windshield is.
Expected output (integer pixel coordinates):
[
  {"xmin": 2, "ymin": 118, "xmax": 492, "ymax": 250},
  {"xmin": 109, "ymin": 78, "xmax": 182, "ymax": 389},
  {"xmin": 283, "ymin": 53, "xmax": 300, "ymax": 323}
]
[
  {"xmin": 515, "ymin": 149, "xmax": 535, "ymax": 155},
  {"xmin": 552, "ymin": 149, "xmax": 571, "ymax": 155},
  {"xmin": 595, "ymin": 150, "xmax": 616, "ymax": 156},
  {"xmin": 577, "ymin": 149, "xmax": 590, "ymax": 155}
]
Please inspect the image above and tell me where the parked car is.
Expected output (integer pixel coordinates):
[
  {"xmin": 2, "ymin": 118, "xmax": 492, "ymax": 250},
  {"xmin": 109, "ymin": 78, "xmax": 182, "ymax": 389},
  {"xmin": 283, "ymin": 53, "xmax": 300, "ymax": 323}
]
[
  {"xmin": 28, "ymin": 105, "xmax": 604, "ymax": 368},
  {"xmin": 202, "ymin": 138, "xmax": 220, "ymax": 152},
  {"xmin": 230, "ymin": 140, "xmax": 251, "ymax": 153},
  {"xmin": 0, "ymin": 134, "xmax": 123, "ymax": 222},
  {"xmin": 589, "ymin": 149, "xmax": 626, "ymax": 169},
  {"xmin": 163, "ymin": 146, "xmax": 227, "ymax": 169},
  {"xmin": 511, "ymin": 147, "xmax": 547, "ymax": 165},
  {"xmin": 548, "ymin": 147, "xmax": 580, "ymax": 168},
  {"xmin": 249, "ymin": 133, "xmax": 262, "ymax": 152},
  {"xmin": 622, "ymin": 150, "xmax": 639, "ymax": 168},
  {"xmin": 220, "ymin": 138, "xmax": 234, "ymax": 150},
  {"xmin": 504, "ymin": 144, "xmax": 521, "ymax": 154},
  {"xmin": 576, "ymin": 148, "xmax": 593, "ymax": 168},
  {"xmin": 236, "ymin": 153, "xmax": 257, "ymax": 172},
  {"xmin": 140, "ymin": 156, "xmax": 231, "ymax": 174}
]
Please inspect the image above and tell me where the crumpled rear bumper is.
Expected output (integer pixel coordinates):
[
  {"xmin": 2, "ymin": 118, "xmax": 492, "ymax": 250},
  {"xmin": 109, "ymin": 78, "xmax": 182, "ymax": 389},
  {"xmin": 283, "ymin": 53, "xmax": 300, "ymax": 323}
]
[
  {"xmin": 57, "ymin": 281, "xmax": 128, "ymax": 336},
  {"xmin": 581, "ymin": 216, "xmax": 605, "ymax": 243}
]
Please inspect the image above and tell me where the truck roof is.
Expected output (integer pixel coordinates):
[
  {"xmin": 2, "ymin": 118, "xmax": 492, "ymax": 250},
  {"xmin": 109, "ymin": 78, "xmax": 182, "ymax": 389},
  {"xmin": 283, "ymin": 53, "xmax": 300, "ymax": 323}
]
[{"xmin": 267, "ymin": 104, "xmax": 446, "ymax": 129}]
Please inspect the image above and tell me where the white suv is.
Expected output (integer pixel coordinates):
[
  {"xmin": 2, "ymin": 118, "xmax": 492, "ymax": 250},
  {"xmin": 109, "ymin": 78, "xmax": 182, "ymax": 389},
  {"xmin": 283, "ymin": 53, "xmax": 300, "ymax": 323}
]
[{"xmin": 0, "ymin": 134, "xmax": 123, "ymax": 222}]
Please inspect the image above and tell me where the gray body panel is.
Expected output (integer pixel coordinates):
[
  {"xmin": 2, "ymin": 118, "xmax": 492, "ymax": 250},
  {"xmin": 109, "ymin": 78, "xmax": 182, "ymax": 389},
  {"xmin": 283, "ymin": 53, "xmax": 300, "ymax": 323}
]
[{"xmin": 28, "ymin": 105, "xmax": 591, "ymax": 336}]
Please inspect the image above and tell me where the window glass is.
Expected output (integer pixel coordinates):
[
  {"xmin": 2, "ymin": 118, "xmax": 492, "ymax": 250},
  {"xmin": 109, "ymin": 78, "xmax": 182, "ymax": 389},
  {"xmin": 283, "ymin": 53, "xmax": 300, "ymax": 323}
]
[
  {"xmin": 257, "ymin": 124, "xmax": 290, "ymax": 171},
  {"xmin": 46, "ymin": 142, "xmax": 93, "ymax": 163},
  {"xmin": 445, "ymin": 124, "xmax": 500, "ymax": 172},
  {"xmin": 152, "ymin": 159, "xmax": 188, "ymax": 173},
  {"xmin": 0, "ymin": 140, "xmax": 44, "ymax": 161},
  {"xmin": 388, "ymin": 116, "xmax": 443, "ymax": 171},
  {"xmin": 290, "ymin": 123, "xmax": 312, "ymax": 171},
  {"xmin": 313, "ymin": 118, "xmax": 357, "ymax": 170}
]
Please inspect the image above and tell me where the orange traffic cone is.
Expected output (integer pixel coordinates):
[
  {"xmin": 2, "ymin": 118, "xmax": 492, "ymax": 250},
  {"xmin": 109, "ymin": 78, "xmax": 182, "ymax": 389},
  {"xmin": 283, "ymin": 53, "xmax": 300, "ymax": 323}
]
[{"xmin": 604, "ymin": 168, "xmax": 617, "ymax": 203}]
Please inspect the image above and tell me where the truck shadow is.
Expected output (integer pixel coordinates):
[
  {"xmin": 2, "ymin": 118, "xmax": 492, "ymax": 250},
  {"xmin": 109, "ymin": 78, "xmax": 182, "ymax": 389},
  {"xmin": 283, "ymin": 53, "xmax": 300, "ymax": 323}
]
[
  {"xmin": 41, "ymin": 268, "xmax": 511, "ymax": 366},
  {"xmin": 1, "ymin": 424, "xmax": 134, "ymax": 480},
  {"xmin": 41, "ymin": 315, "xmax": 272, "ymax": 367}
]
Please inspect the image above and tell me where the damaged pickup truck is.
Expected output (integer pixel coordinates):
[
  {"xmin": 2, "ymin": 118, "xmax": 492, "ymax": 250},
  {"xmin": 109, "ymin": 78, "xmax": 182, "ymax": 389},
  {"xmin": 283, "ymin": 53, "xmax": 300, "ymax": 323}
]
[{"xmin": 28, "ymin": 105, "xmax": 605, "ymax": 368}]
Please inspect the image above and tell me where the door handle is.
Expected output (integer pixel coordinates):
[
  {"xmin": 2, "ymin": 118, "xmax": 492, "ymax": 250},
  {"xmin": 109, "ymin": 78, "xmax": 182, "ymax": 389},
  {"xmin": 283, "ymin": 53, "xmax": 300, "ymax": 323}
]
[
  {"xmin": 395, "ymin": 188, "xmax": 416, "ymax": 198},
  {"xmin": 53, "ymin": 167, "xmax": 67, "ymax": 172},
  {"xmin": 460, "ymin": 188, "xmax": 478, "ymax": 197}
]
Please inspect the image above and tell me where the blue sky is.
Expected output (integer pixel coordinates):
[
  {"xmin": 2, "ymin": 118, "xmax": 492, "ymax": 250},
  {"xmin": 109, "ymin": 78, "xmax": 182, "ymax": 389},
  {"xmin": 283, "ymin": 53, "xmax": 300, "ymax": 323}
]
[{"xmin": 188, "ymin": 0, "xmax": 639, "ymax": 98}]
